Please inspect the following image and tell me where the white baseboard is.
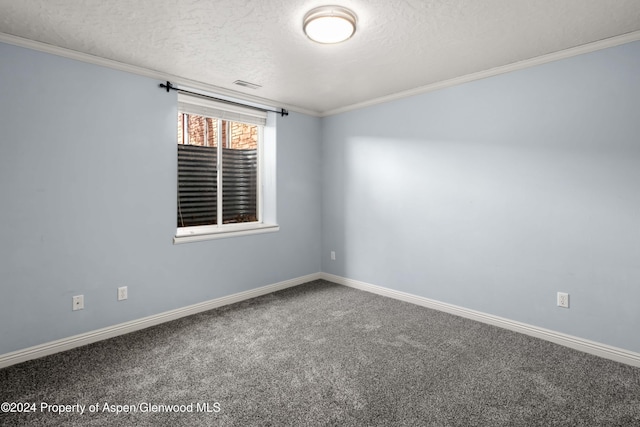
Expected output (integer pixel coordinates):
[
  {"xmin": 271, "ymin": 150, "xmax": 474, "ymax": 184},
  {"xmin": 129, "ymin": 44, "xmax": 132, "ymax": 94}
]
[
  {"xmin": 4, "ymin": 271, "xmax": 639, "ymax": 369},
  {"xmin": 0, "ymin": 272, "xmax": 322, "ymax": 369},
  {"xmin": 321, "ymin": 273, "xmax": 640, "ymax": 368}
]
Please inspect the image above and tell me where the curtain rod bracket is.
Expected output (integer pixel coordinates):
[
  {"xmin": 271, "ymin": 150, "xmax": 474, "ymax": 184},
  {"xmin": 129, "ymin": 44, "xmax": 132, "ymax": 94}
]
[{"xmin": 160, "ymin": 81, "xmax": 174, "ymax": 92}]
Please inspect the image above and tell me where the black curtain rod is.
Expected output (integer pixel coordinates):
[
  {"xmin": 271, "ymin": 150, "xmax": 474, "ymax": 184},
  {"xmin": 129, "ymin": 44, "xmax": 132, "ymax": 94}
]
[{"xmin": 159, "ymin": 81, "xmax": 289, "ymax": 117}]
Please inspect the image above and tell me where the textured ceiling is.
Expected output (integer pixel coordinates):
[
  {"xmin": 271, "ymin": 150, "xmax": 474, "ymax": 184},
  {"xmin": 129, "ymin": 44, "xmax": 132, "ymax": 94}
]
[{"xmin": 1, "ymin": 0, "xmax": 640, "ymax": 114}]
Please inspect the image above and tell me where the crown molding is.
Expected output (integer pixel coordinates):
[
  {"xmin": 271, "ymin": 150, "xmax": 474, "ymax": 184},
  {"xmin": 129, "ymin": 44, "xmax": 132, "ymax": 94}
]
[
  {"xmin": 2, "ymin": 29, "xmax": 639, "ymax": 119},
  {"xmin": 0, "ymin": 32, "xmax": 320, "ymax": 117},
  {"xmin": 321, "ymin": 30, "xmax": 640, "ymax": 117}
]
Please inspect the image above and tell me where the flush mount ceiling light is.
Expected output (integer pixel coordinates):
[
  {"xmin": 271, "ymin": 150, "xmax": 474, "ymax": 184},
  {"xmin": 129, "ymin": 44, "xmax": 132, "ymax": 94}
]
[{"xmin": 303, "ymin": 5, "xmax": 357, "ymax": 44}]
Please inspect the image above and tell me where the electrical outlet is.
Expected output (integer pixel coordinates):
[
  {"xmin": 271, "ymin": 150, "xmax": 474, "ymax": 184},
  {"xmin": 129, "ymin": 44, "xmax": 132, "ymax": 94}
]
[
  {"xmin": 72, "ymin": 295, "xmax": 84, "ymax": 311},
  {"xmin": 331, "ymin": 251, "xmax": 336, "ymax": 261},
  {"xmin": 117, "ymin": 286, "xmax": 128, "ymax": 301},
  {"xmin": 557, "ymin": 292, "xmax": 569, "ymax": 308}
]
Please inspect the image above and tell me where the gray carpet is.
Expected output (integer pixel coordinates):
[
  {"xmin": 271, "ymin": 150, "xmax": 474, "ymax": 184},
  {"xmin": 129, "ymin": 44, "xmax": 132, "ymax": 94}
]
[{"xmin": 1, "ymin": 280, "xmax": 639, "ymax": 426}]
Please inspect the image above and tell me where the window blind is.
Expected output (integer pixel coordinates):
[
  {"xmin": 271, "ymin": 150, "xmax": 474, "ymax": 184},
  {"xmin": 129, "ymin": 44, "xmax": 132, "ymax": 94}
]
[{"xmin": 178, "ymin": 93, "xmax": 267, "ymax": 126}]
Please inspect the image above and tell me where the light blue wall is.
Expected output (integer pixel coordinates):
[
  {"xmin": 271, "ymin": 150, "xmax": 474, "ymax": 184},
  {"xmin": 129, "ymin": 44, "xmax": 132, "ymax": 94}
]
[
  {"xmin": 3, "ymin": 38, "xmax": 639, "ymax": 357},
  {"xmin": 321, "ymin": 41, "xmax": 640, "ymax": 353},
  {"xmin": 0, "ymin": 42, "xmax": 322, "ymax": 354}
]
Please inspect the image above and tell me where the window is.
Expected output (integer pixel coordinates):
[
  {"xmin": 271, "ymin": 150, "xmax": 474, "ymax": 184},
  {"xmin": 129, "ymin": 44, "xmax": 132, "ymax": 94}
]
[{"xmin": 174, "ymin": 93, "xmax": 278, "ymax": 243}]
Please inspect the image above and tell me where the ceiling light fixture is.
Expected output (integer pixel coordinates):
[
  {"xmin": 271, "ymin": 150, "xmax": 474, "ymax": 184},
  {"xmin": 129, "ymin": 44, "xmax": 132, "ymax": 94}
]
[{"xmin": 303, "ymin": 5, "xmax": 357, "ymax": 44}]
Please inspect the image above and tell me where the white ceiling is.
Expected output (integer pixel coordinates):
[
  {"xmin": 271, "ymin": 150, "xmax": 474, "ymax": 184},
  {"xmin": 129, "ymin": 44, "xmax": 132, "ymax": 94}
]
[{"xmin": 1, "ymin": 0, "xmax": 640, "ymax": 115}]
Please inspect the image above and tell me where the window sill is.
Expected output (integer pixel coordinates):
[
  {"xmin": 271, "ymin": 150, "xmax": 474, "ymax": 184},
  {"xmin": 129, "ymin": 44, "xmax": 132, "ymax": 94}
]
[{"xmin": 173, "ymin": 223, "xmax": 279, "ymax": 244}]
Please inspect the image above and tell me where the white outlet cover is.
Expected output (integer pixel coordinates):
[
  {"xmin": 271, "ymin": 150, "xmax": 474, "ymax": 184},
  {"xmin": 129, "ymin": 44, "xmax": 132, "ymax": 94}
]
[
  {"xmin": 72, "ymin": 295, "xmax": 84, "ymax": 311},
  {"xmin": 118, "ymin": 286, "xmax": 128, "ymax": 301},
  {"xmin": 557, "ymin": 292, "xmax": 569, "ymax": 308}
]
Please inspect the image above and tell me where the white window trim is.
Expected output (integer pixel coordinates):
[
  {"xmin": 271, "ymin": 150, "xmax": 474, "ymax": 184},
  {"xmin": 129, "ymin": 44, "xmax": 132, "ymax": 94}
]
[
  {"xmin": 174, "ymin": 92, "xmax": 278, "ymax": 244},
  {"xmin": 174, "ymin": 223, "xmax": 280, "ymax": 244}
]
